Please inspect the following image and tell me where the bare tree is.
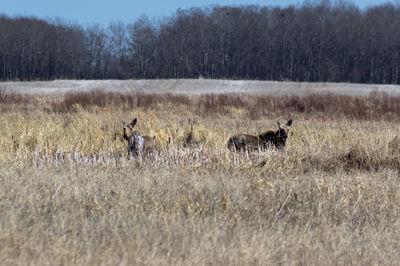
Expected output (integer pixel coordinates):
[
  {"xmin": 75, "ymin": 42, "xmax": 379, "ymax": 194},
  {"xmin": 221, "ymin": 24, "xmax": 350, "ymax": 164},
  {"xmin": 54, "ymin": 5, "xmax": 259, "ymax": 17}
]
[
  {"xmin": 127, "ymin": 16, "xmax": 158, "ymax": 78},
  {"xmin": 108, "ymin": 21, "xmax": 129, "ymax": 78}
]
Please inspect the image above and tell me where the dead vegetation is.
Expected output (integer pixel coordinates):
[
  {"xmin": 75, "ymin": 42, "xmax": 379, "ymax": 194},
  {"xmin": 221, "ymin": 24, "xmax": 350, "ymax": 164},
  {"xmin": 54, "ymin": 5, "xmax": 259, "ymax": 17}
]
[
  {"xmin": 3, "ymin": 90, "xmax": 399, "ymax": 121},
  {"xmin": 1, "ymin": 91, "xmax": 400, "ymax": 265}
]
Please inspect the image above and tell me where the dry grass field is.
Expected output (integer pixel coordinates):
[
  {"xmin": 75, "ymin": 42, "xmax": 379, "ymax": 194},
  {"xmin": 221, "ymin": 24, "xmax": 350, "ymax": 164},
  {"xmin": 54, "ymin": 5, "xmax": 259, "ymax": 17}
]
[{"xmin": 1, "ymin": 89, "xmax": 400, "ymax": 265}]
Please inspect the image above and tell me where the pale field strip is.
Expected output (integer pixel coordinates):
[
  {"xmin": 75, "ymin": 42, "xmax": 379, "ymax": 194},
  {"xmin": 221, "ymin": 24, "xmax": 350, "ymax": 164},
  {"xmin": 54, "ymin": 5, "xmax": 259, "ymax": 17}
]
[{"xmin": 2, "ymin": 79, "xmax": 400, "ymax": 96}]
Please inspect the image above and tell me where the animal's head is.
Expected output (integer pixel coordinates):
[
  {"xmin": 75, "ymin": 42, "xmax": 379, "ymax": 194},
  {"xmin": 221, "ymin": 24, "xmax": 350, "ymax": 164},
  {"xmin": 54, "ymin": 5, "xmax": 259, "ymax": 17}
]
[
  {"xmin": 275, "ymin": 119, "xmax": 293, "ymax": 147},
  {"xmin": 123, "ymin": 118, "xmax": 137, "ymax": 141}
]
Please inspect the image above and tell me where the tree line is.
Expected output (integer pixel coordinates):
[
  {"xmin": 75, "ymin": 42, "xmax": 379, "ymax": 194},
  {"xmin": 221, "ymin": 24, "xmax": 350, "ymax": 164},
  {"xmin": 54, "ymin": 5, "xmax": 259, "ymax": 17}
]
[{"xmin": 1, "ymin": 1, "xmax": 400, "ymax": 84}]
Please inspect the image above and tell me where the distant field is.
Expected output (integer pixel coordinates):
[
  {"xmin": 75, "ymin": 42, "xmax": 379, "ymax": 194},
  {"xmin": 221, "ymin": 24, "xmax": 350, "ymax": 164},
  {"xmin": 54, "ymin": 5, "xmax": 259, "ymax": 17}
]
[
  {"xmin": 1, "ymin": 89, "xmax": 400, "ymax": 265},
  {"xmin": 3, "ymin": 79, "xmax": 400, "ymax": 96}
]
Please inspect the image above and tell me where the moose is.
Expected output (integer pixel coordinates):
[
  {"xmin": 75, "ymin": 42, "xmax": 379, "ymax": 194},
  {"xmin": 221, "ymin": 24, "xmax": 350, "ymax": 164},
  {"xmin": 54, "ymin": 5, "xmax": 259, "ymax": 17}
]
[
  {"xmin": 227, "ymin": 119, "xmax": 293, "ymax": 151},
  {"xmin": 122, "ymin": 118, "xmax": 156, "ymax": 157}
]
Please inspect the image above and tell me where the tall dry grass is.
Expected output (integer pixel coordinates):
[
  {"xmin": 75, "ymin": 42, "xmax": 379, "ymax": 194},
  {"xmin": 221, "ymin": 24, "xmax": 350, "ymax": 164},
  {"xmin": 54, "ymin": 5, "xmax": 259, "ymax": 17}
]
[{"xmin": 1, "ymin": 91, "xmax": 400, "ymax": 265}]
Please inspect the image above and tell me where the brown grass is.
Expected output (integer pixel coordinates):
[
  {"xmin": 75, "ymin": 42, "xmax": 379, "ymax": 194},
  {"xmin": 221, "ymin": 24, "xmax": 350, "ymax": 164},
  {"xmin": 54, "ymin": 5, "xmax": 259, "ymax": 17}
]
[
  {"xmin": 0, "ymin": 86, "xmax": 31, "ymax": 110},
  {"xmin": 1, "ymin": 90, "xmax": 400, "ymax": 265},
  {"xmin": 15, "ymin": 90, "xmax": 400, "ymax": 121}
]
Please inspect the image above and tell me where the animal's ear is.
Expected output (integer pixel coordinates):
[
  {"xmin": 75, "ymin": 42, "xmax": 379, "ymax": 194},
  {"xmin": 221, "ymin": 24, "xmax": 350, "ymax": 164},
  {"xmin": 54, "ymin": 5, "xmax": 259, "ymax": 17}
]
[
  {"xmin": 277, "ymin": 120, "xmax": 281, "ymax": 128},
  {"xmin": 153, "ymin": 136, "xmax": 156, "ymax": 140},
  {"xmin": 286, "ymin": 119, "xmax": 293, "ymax": 127},
  {"xmin": 122, "ymin": 121, "xmax": 126, "ymax": 127},
  {"xmin": 131, "ymin": 118, "xmax": 137, "ymax": 127}
]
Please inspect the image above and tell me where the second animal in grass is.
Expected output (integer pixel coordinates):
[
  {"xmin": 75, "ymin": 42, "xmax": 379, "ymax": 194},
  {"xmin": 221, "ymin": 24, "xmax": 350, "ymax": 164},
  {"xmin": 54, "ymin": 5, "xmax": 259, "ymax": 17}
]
[
  {"xmin": 227, "ymin": 119, "xmax": 293, "ymax": 151},
  {"xmin": 123, "ymin": 118, "xmax": 156, "ymax": 157}
]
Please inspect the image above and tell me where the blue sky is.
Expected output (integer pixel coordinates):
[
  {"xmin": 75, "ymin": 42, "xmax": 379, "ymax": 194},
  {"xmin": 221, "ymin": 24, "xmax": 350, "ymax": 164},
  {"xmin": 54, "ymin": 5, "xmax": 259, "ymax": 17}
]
[{"xmin": 0, "ymin": 0, "xmax": 397, "ymax": 26}]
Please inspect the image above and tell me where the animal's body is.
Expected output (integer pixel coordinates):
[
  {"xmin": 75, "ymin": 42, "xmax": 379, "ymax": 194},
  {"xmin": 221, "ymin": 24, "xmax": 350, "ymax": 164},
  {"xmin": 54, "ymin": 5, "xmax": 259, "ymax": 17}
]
[
  {"xmin": 227, "ymin": 134, "xmax": 264, "ymax": 151},
  {"xmin": 227, "ymin": 119, "xmax": 293, "ymax": 151}
]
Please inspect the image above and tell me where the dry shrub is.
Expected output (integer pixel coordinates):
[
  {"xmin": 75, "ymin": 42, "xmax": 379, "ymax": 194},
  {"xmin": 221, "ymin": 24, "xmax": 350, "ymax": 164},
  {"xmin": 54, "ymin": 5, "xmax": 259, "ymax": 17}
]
[
  {"xmin": 338, "ymin": 142, "xmax": 400, "ymax": 172},
  {"xmin": 389, "ymin": 136, "xmax": 400, "ymax": 154},
  {"xmin": 51, "ymin": 91, "xmax": 135, "ymax": 112},
  {"xmin": 343, "ymin": 145, "xmax": 376, "ymax": 170},
  {"xmin": 0, "ymin": 86, "xmax": 31, "ymax": 110},
  {"xmin": 3, "ymin": 90, "xmax": 400, "ymax": 121}
]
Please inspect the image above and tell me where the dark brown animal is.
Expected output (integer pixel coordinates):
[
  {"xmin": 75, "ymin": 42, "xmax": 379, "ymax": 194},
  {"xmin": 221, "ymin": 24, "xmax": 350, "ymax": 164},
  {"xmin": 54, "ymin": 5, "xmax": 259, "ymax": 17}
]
[
  {"xmin": 123, "ymin": 118, "xmax": 156, "ymax": 157},
  {"xmin": 227, "ymin": 119, "xmax": 293, "ymax": 151}
]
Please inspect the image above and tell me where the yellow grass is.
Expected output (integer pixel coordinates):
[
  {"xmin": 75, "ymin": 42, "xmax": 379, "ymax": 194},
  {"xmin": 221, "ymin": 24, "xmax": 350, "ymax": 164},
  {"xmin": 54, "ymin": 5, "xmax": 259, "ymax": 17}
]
[{"xmin": 1, "ymin": 95, "xmax": 400, "ymax": 265}]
